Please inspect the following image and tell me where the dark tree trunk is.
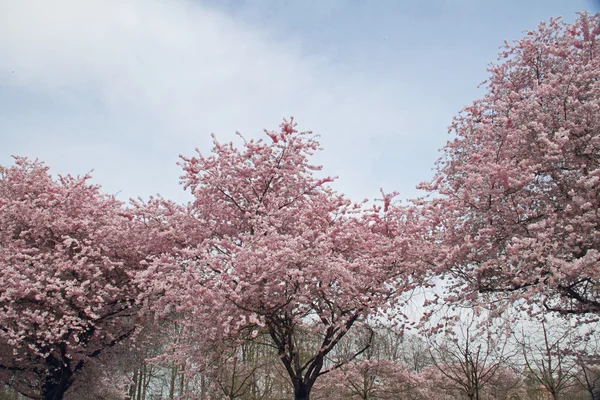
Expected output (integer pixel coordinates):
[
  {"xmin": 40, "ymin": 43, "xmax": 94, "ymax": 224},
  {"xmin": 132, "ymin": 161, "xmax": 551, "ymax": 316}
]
[
  {"xmin": 267, "ymin": 314, "xmax": 361, "ymax": 400},
  {"xmin": 293, "ymin": 381, "xmax": 311, "ymax": 400},
  {"xmin": 41, "ymin": 353, "xmax": 74, "ymax": 400},
  {"xmin": 41, "ymin": 367, "xmax": 74, "ymax": 400}
]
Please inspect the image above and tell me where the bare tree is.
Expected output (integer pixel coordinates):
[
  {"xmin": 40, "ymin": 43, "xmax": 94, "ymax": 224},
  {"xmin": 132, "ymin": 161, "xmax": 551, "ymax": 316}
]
[
  {"xmin": 518, "ymin": 319, "xmax": 578, "ymax": 400},
  {"xmin": 573, "ymin": 330, "xmax": 600, "ymax": 400},
  {"xmin": 425, "ymin": 310, "xmax": 515, "ymax": 400}
]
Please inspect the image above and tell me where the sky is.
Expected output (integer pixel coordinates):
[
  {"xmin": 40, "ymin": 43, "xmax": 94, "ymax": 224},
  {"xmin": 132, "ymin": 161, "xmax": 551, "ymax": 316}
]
[{"xmin": 1, "ymin": 0, "xmax": 599, "ymax": 204}]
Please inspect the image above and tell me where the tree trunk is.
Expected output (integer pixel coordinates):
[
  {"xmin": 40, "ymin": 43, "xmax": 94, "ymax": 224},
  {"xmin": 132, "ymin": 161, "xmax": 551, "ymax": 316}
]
[
  {"xmin": 42, "ymin": 355, "xmax": 74, "ymax": 400},
  {"xmin": 41, "ymin": 371, "xmax": 73, "ymax": 400},
  {"xmin": 169, "ymin": 363, "xmax": 177, "ymax": 400},
  {"xmin": 136, "ymin": 365, "xmax": 143, "ymax": 400},
  {"xmin": 200, "ymin": 374, "xmax": 206, "ymax": 400},
  {"xmin": 141, "ymin": 363, "xmax": 148, "ymax": 400},
  {"xmin": 129, "ymin": 368, "xmax": 138, "ymax": 400},
  {"xmin": 293, "ymin": 381, "xmax": 311, "ymax": 400},
  {"xmin": 179, "ymin": 363, "xmax": 186, "ymax": 398}
]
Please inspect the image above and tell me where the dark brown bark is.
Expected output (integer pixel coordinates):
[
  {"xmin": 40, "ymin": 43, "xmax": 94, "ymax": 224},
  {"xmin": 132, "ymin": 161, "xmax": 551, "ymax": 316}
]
[
  {"xmin": 293, "ymin": 381, "xmax": 310, "ymax": 400},
  {"xmin": 41, "ymin": 353, "xmax": 74, "ymax": 400}
]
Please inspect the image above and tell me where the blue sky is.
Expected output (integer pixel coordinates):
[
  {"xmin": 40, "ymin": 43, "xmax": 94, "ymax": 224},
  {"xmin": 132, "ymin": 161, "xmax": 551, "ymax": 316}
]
[{"xmin": 1, "ymin": 0, "xmax": 598, "ymax": 204}]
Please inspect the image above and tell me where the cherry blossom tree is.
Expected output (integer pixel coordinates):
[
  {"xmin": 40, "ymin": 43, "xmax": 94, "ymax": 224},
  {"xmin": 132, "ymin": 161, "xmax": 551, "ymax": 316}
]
[
  {"xmin": 312, "ymin": 324, "xmax": 424, "ymax": 400},
  {"xmin": 481, "ymin": 365, "xmax": 526, "ymax": 400},
  {"xmin": 145, "ymin": 119, "xmax": 420, "ymax": 400},
  {"xmin": 418, "ymin": 365, "xmax": 464, "ymax": 400},
  {"xmin": 313, "ymin": 358, "xmax": 424, "ymax": 400},
  {"xmin": 0, "ymin": 158, "xmax": 147, "ymax": 400},
  {"xmin": 421, "ymin": 13, "xmax": 600, "ymax": 317}
]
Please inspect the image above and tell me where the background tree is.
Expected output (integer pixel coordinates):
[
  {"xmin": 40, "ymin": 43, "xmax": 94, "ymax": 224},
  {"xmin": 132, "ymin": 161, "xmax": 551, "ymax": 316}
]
[
  {"xmin": 480, "ymin": 365, "xmax": 526, "ymax": 400},
  {"xmin": 312, "ymin": 326, "xmax": 424, "ymax": 400},
  {"xmin": 574, "ymin": 346, "xmax": 600, "ymax": 400},
  {"xmin": 421, "ymin": 13, "xmax": 600, "ymax": 318},
  {"xmin": 517, "ymin": 319, "xmax": 579, "ymax": 400},
  {"xmin": 314, "ymin": 358, "xmax": 423, "ymax": 400},
  {"xmin": 424, "ymin": 309, "xmax": 515, "ymax": 400}
]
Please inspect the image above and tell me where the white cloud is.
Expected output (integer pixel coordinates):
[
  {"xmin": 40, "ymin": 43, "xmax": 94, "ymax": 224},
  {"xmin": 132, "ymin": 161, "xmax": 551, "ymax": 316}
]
[{"xmin": 0, "ymin": 0, "xmax": 449, "ymax": 203}]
